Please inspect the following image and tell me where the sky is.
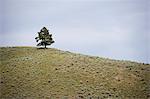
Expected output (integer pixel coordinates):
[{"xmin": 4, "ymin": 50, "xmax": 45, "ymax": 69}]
[{"xmin": 0, "ymin": 0, "xmax": 149, "ymax": 63}]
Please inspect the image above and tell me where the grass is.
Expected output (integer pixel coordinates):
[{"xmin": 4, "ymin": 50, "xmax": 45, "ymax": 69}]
[{"xmin": 0, "ymin": 47, "xmax": 150, "ymax": 99}]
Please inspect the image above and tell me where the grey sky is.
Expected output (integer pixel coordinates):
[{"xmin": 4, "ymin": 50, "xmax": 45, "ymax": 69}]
[{"xmin": 0, "ymin": 0, "xmax": 149, "ymax": 63}]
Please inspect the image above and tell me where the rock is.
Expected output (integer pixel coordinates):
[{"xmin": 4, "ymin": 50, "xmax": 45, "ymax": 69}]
[
  {"xmin": 55, "ymin": 68, "xmax": 58, "ymax": 70},
  {"xmin": 79, "ymin": 95, "xmax": 84, "ymax": 98}
]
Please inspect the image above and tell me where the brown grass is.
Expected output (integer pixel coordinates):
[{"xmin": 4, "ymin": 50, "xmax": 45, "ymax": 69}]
[{"xmin": 0, "ymin": 47, "xmax": 150, "ymax": 99}]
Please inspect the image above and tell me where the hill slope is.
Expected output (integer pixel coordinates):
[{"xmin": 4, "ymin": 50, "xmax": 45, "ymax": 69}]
[{"xmin": 0, "ymin": 47, "xmax": 150, "ymax": 99}]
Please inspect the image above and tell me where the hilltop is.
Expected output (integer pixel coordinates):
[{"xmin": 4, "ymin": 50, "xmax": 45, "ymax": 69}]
[{"xmin": 0, "ymin": 47, "xmax": 150, "ymax": 99}]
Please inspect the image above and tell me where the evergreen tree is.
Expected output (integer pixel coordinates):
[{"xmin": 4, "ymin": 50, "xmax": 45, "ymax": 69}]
[{"xmin": 35, "ymin": 27, "xmax": 54, "ymax": 48}]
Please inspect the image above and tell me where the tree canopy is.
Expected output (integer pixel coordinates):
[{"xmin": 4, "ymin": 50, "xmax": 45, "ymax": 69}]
[{"xmin": 35, "ymin": 27, "xmax": 54, "ymax": 48}]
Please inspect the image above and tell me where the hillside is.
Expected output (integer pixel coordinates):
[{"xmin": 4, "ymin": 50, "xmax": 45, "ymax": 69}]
[{"xmin": 0, "ymin": 47, "xmax": 150, "ymax": 99}]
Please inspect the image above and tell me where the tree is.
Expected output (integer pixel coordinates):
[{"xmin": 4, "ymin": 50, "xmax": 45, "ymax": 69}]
[{"xmin": 35, "ymin": 27, "xmax": 54, "ymax": 48}]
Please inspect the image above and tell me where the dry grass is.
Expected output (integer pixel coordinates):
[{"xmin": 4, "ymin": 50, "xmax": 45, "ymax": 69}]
[{"xmin": 0, "ymin": 47, "xmax": 150, "ymax": 99}]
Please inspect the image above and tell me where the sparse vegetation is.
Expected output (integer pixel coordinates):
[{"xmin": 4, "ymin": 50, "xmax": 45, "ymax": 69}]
[{"xmin": 0, "ymin": 47, "xmax": 150, "ymax": 99}]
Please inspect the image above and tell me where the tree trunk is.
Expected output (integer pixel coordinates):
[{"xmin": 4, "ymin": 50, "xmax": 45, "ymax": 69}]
[{"xmin": 44, "ymin": 44, "xmax": 46, "ymax": 49}]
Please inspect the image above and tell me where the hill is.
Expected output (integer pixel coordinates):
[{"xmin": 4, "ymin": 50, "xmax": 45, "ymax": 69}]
[{"xmin": 0, "ymin": 47, "xmax": 150, "ymax": 99}]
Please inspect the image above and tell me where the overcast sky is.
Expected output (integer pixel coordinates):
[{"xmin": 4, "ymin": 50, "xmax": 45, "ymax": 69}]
[{"xmin": 0, "ymin": 0, "xmax": 149, "ymax": 63}]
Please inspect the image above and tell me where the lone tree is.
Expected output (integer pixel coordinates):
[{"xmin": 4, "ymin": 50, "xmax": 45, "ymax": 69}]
[{"xmin": 35, "ymin": 27, "xmax": 54, "ymax": 48}]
